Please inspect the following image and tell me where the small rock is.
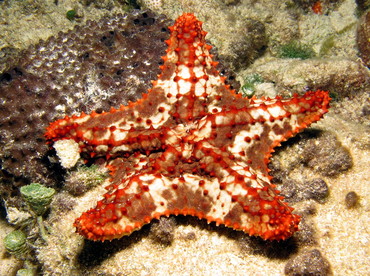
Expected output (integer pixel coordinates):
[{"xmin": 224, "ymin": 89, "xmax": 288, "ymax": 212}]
[
  {"xmin": 285, "ymin": 249, "xmax": 331, "ymax": 276},
  {"xmin": 280, "ymin": 180, "xmax": 300, "ymax": 203},
  {"xmin": 301, "ymin": 131, "xmax": 353, "ymax": 177},
  {"xmin": 303, "ymin": 178, "xmax": 329, "ymax": 202},
  {"xmin": 150, "ymin": 217, "xmax": 176, "ymax": 245},
  {"xmin": 184, "ymin": 231, "xmax": 197, "ymax": 240},
  {"xmin": 280, "ymin": 178, "xmax": 329, "ymax": 203},
  {"xmin": 293, "ymin": 215, "xmax": 317, "ymax": 246},
  {"xmin": 345, "ymin": 191, "xmax": 359, "ymax": 208}
]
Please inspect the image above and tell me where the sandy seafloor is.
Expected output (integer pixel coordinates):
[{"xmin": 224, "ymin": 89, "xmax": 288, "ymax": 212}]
[{"xmin": 0, "ymin": 0, "xmax": 369, "ymax": 275}]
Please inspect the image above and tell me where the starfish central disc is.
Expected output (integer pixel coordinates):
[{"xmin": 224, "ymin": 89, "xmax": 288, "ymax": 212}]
[{"xmin": 45, "ymin": 13, "xmax": 330, "ymax": 241}]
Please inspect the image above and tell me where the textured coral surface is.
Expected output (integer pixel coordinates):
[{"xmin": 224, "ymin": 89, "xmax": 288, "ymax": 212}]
[{"xmin": 0, "ymin": 11, "xmax": 171, "ymax": 190}]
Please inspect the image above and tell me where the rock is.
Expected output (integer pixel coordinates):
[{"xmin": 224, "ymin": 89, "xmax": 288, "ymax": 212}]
[
  {"xmin": 285, "ymin": 249, "xmax": 331, "ymax": 276},
  {"xmin": 293, "ymin": 214, "xmax": 317, "ymax": 246},
  {"xmin": 220, "ymin": 18, "xmax": 267, "ymax": 70},
  {"xmin": 301, "ymin": 131, "xmax": 353, "ymax": 177},
  {"xmin": 149, "ymin": 217, "xmax": 176, "ymax": 245},
  {"xmin": 280, "ymin": 178, "xmax": 329, "ymax": 203},
  {"xmin": 303, "ymin": 178, "xmax": 329, "ymax": 202},
  {"xmin": 250, "ymin": 58, "xmax": 370, "ymax": 98},
  {"xmin": 345, "ymin": 191, "xmax": 359, "ymax": 208}
]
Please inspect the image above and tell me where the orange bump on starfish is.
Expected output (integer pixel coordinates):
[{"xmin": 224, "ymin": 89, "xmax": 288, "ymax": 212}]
[{"xmin": 45, "ymin": 13, "xmax": 330, "ymax": 241}]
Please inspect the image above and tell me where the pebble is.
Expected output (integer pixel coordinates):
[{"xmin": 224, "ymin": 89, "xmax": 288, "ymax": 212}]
[{"xmin": 345, "ymin": 191, "xmax": 359, "ymax": 208}]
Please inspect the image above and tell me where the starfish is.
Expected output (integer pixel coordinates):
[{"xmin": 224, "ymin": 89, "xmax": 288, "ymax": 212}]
[{"xmin": 45, "ymin": 13, "xmax": 330, "ymax": 241}]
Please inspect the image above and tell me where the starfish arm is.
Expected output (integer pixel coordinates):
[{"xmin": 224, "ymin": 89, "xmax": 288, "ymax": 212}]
[
  {"xmin": 45, "ymin": 89, "xmax": 176, "ymax": 157},
  {"xmin": 155, "ymin": 13, "xmax": 250, "ymax": 124},
  {"xmin": 75, "ymin": 139, "xmax": 299, "ymax": 241},
  {"xmin": 198, "ymin": 90, "xmax": 331, "ymax": 174},
  {"xmin": 193, "ymin": 141, "xmax": 300, "ymax": 240},
  {"xmin": 74, "ymin": 150, "xmax": 299, "ymax": 241}
]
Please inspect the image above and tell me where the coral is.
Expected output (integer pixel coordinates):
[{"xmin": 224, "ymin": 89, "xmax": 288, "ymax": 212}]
[
  {"xmin": 284, "ymin": 249, "xmax": 331, "ymax": 275},
  {"xmin": 52, "ymin": 140, "xmax": 80, "ymax": 169},
  {"xmin": 356, "ymin": 10, "xmax": 370, "ymax": 67},
  {"xmin": 0, "ymin": 10, "xmax": 173, "ymax": 195},
  {"xmin": 0, "ymin": 2, "xmax": 367, "ymax": 274}
]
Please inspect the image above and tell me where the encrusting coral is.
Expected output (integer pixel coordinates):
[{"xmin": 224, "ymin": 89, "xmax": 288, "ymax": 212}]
[{"xmin": 0, "ymin": 11, "xmax": 171, "ymax": 191}]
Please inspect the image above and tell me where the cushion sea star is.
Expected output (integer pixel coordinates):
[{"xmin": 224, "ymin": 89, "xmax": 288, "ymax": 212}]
[{"xmin": 45, "ymin": 13, "xmax": 330, "ymax": 241}]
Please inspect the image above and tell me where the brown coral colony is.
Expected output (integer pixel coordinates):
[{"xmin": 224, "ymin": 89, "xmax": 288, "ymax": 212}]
[{"xmin": 0, "ymin": 11, "xmax": 173, "ymax": 194}]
